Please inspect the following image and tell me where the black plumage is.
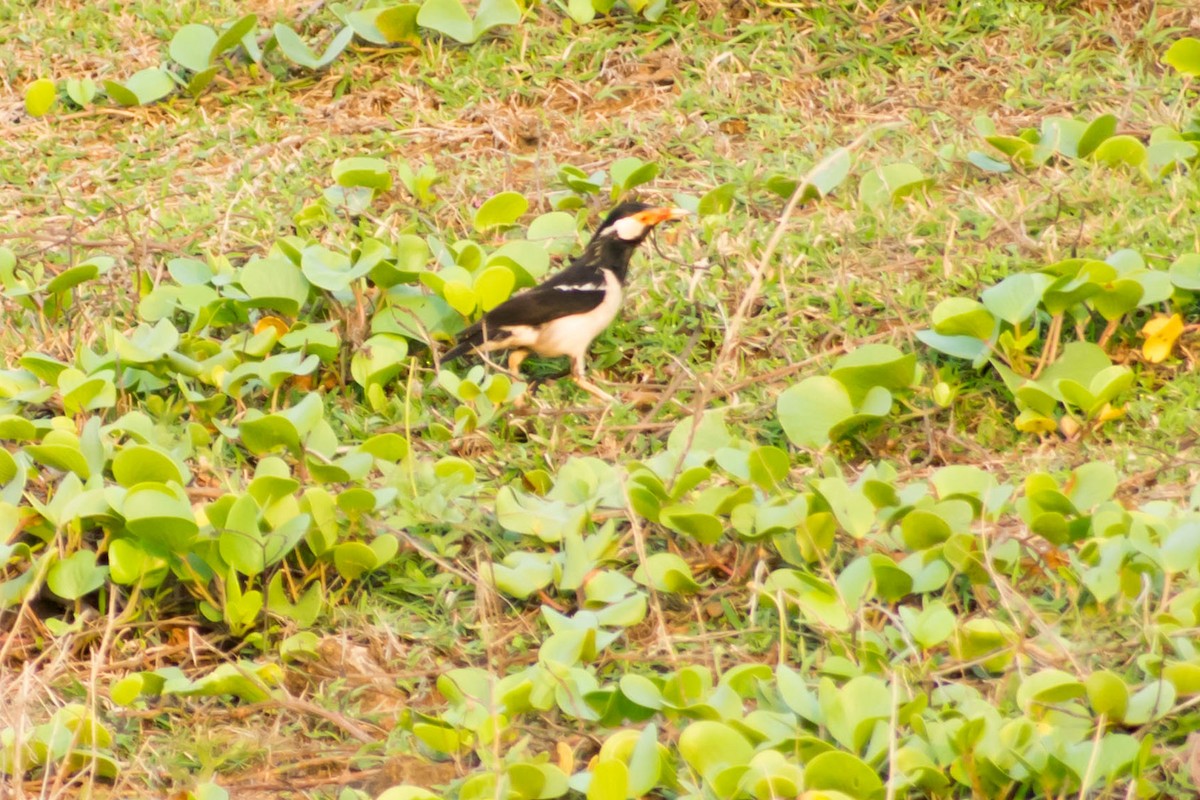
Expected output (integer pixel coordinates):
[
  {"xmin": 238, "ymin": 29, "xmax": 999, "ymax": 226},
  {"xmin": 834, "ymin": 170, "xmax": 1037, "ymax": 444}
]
[{"xmin": 442, "ymin": 202, "xmax": 688, "ymax": 401}]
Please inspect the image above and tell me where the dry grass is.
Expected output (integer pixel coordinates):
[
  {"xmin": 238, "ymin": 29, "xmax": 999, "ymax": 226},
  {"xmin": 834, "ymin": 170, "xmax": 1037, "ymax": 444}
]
[{"xmin": 4, "ymin": 0, "xmax": 1200, "ymax": 796}]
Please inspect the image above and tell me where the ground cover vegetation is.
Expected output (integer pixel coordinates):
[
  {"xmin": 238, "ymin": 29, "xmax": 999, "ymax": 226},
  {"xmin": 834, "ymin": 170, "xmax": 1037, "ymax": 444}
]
[{"xmin": 3, "ymin": 0, "xmax": 1200, "ymax": 797}]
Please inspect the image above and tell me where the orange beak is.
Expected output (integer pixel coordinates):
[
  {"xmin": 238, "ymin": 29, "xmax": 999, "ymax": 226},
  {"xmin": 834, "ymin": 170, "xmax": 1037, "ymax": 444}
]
[{"xmin": 633, "ymin": 206, "xmax": 692, "ymax": 227}]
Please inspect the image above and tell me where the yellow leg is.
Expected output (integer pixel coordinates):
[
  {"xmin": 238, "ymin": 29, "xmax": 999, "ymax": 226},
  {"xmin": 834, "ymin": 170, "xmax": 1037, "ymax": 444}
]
[
  {"xmin": 570, "ymin": 355, "xmax": 615, "ymax": 404},
  {"xmin": 507, "ymin": 350, "xmax": 529, "ymax": 376}
]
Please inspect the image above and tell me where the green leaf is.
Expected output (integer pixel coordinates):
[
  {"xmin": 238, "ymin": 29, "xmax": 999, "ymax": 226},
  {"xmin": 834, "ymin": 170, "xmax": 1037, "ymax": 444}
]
[
  {"xmin": 1077, "ymin": 113, "xmax": 1118, "ymax": 157},
  {"xmin": 566, "ymin": 0, "xmax": 596, "ymax": 23},
  {"xmin": 932, "ymin": 297, "xmax": 996, "ymax": 340},
  {"xmin": 658, "ymin": 505, "xmax": 723, "ymax": 544},
  {"xmin": 800, "ymin": 146, "xmax": 851, "ymax": 201},
  {"xmin": 678, "ymin": 721, "xmax": 753, "ymax": 782},
  {"xmin": 123, "ymin": 484, "xmax": 199, "ymax": 552},
  {"xmin": 981, "ymin": 272, "xmax": 1051, "ymax": 324},
  {"xmin": 776, "ymin": 376, "xmax": 853, "ymax": 449},
  {"xmin": 829, "ymin": 344, "xmax": 917, "ymax": 403},
  {"xmin": 803, "ymin": 750, "xmax": 883, "ymax": 797},
  {"xmin": 915, "ymin": 329, "xmax": 989, "ymax": 366},
  {"xmin": 47, "ymin": 550, "xmax": 108, "ymax": 600},
  {"xmin": 301, "ymin": 244, "xmax": 372, "ymax": 292},
  {"xmin": 240, "ymin": 255, "xmax": 310, "ymax": 315},
  {"xmin": 102, "ymin": 80, "xmax": 139, "ymax": 107},
  {"xmin": 123, "ymin": 68, "xmax": 176, "ymax": 105},
  {"xmin": 377, "ymin": 5, "xmax": 422, "ymax": 45},
  {"xmin": 108, "ymin": 538, "xmax": 169, "ymax": 587},
  {"xmin": 858, "ymin": 162, "xmax": 931, "ymax": 210},
  {"xmin": 1092, "ymin": 135, "xmax": 1148, "ymax": 169},
  {"xmin": 417, "ymin": 0, "xmax": 476, "ymax": 43},
  {"xmin": 65, "ymin": 77, "xmax": 97, "ymax": 107},
  {"xmin": 966, "ymin": 150, "xmax": 1012, "ymax": 173},
  {"xmin": 273, "ymin": 24, "xmax": 354, "ymax": 69},
  {"xmin": 25, "ymin": 78, "xmax": 57, "ymax": 117},
  {"xmin": 333, "ymin": 541, "xmax": 381, "ymax": 580},
  {"xmin": 698, "ymin": 183, "xmax": 736, "ymax": 215},
  {"xmin": 351, "ymin": 334, "xmax": 408, "ymax": 389},
  {"xmin": 1017, "ymin": 668, "xmax": 1085, "ymax": 713},
  {"xmin": 1086, "ymin": 670, "xmax": 1130, "ymax": 720},
  {"xmin": 747, "ymin": 445, "xmax": 789, "ymax": 491},
  {"xmin": 1170, "ymin": 253, "xmax": 1200, "ymax": 291},
  {"xmin": 1091, "ymin": 278, "xmax": 1143, "ymax": 320},
  {"xmin": 112, "ymin": 445, "xmax": 185, "ymax": 487},
  {"xmin": 332, "ymin": 156, "xmax": 393, "ymax": 191},
  {"xmin": 169, "ymin": 24, "xmax": 218, "ymax": 72},
  {"xmin": 25, "ymin": 439, "xmax": 91, "ymax": 479},
  {"xmin": 213, "ymin": 14, "xmax": 258, "ymax": 57},
  {"xmin": 632, "ymin": 552, "xmax": 701, "ymax": 594},
  {"xmin": 474, "ymin": 265, "xmax": 516, "ymax": 311},
  {"xmin": 609, "ymin": 157, "xmax": 660, "ymax": 200},
  {"xmin": 1164, "ymin": 37, "xmax": 1200, "ymax": 76},
  {"xmin": 901, "ymin": 601, "xmax": 956, "ymax": 648},
  {"xmin": 587, "ymin": 759, "xmax": 628, "ymax": 800},
  {"xmin": 986, "ymin": 133, "xmax": 1036, "ymax": 164},
  {"xmin": 473, "ymin": 0, "xmax": 521, "ymax": 39},
  {"xmin": 815, "ymin": 478, "xmax": 874, "ymax": 539},
  {"xmin": 474, "ymin": 191, "xmax": 529, "ymax": 231}
]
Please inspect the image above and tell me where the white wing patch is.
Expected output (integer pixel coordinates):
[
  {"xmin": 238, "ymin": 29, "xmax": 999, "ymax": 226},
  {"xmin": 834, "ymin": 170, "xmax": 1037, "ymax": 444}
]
[{"xmin": 553, "ymin": 282, "xmax": 605, "ymax": 292}]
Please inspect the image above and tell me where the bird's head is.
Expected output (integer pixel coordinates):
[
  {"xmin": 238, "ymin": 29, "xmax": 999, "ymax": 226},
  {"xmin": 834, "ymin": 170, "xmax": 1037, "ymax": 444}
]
[{"xmin": 594, "ymin": 202, "xmax": 691, "ymax": 244}]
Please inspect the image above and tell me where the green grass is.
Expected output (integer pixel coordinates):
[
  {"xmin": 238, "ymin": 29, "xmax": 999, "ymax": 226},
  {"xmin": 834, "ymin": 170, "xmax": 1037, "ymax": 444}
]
[{"xmin": 3, "ymin": 0, "xmax": 1200, "ymax": 797}]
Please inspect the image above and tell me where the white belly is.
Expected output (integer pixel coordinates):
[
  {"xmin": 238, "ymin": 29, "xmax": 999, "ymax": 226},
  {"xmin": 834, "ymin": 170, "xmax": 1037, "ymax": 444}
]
[{"xmin": 533, "ymin": 269, "xmax": 623, "ymax": 358}]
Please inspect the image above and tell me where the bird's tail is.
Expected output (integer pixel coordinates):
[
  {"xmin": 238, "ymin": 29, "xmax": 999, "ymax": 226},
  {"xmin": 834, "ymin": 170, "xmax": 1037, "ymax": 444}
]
[{"xmin": 442, "ymin": 324, "xmax": 484, "ymax": 362}]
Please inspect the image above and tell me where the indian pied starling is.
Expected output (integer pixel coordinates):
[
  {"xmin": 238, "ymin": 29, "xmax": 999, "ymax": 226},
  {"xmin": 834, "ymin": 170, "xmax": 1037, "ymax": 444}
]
[{"xmin": 442, "ymin": 202, "xmax": 689, "ymax": 402}]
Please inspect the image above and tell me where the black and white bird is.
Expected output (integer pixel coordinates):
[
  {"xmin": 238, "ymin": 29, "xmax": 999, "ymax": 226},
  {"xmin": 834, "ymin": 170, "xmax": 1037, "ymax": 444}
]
[{"xmin": 442, "ymin": 202, "xmax": 689, "ymax": 402}]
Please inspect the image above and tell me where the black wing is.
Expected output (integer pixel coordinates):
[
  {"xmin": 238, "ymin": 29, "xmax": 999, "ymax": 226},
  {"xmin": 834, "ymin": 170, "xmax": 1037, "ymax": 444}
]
[
  {"xmin": 484, "ymin": 284, "xmax": 606, "ymax": 329},
  {"xmin": 442, "ymin": 284, "xmax": 606, "ymax": 361}
]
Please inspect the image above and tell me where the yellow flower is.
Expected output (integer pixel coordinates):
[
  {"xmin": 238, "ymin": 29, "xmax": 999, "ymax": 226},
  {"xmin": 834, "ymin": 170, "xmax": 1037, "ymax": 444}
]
[{"xmin": 1141, "ymin": 313, "xmax": 1184, "ymax": 363}]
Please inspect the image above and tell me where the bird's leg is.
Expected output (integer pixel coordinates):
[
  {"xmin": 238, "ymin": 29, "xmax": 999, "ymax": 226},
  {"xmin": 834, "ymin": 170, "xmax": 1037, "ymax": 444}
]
[
  {"xmin": 507, "ymin": 349, "xmax": 529, "ymax": 378},
  {"xmin": 569, "ymin": 355, "xmax": 615, "ymax": 404}
]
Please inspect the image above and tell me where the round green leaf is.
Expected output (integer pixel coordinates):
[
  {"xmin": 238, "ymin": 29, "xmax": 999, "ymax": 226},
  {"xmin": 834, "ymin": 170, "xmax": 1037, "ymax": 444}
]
[
  {"xmin": 776, "ymin": 376, "xmax": 853, "ymax": 449},
  {"xmin": 829, "ymin": 344, "xmax": 917, "ymax": 402},
  {"xmin": 333, "ymin": 541, "xmax": 380, "ymax": 580},
  {"xmin": 47, "ymin": 550, "xmax": 108, "ymax": 600},
  {"xmin": 332, "ymin": 156, "xmax": 393, "ymax": 191},
  {"xmin": 474, "ymin": 265, "xmax": 516, "ymax": 311},
  {"xmin": 474, "ymin": 191, "xmax": 529, "ymax": 231},
  {"xmin": 123, "ymin": 484, "xmax": 198, "ymax": 551},
  {"xmin": 858, "ymin": 162, "xmax": 930, "ymax": 210},
  {"xmin": 1086, "ymin": 670, "xmax": 1130, "ymax": 720},
  {"xmin": 932, "ymin": 297, "xmax": 995, "ymax": 340},
  {"xmin": 1169, "ymin": 253, "xmax": 1200, "ymax": 291},
  {"xmin": 1017, "ymin": 668, "xmax": 1085, "ymax": 713},
  {"xmin": 799, "ymin": 147, "xmax": 852, "ymax": 201},
  {"xmin": 123, "ymin": 68, "xmax": 176, "ymax": 105},
  {"xmin": 678, "ymin": 721, "xmax": 753, "ymax": 781},
  {"xmin": 1164, "ymin": 37, "xmax": 1200, "ymax": 76},
  {"xmin": 112, "ymin": 445, "xmax": 185, "ymax": 488},
  {"xmin": 417, "ymin": 0, "xmax": 476, "ymax": 42},
  {"xmin": 747, "ymin": 445, "xmax": 789, "ymax": 491},
  {"xmin": 803, "ymin": 751, "xmax": 883, "ymax": 797},
  {"xmin": 1092, "ymin": 135, "xmax": 1148, "ymax": 168},
  {"xmin": 587, "ymin": 759, "xmax": 628, "ymax": 800},
  {"xmin": 241, "ymin": 255, "xmax": 310, "ymax": 315},
  {"xmin": 25, "ymin": 78, "xmax": 57, "ymax": 117},
  {"xmin": 632, "ymin": 552, "xmax": 701, "ymax": 594},
  {"xmin": 1077, "ymin": 113, "xmax": 1117, "ymax": 158},
  {"xmin": 169, "ymin": 24, "xmax": 218, "ymax": 72}
]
